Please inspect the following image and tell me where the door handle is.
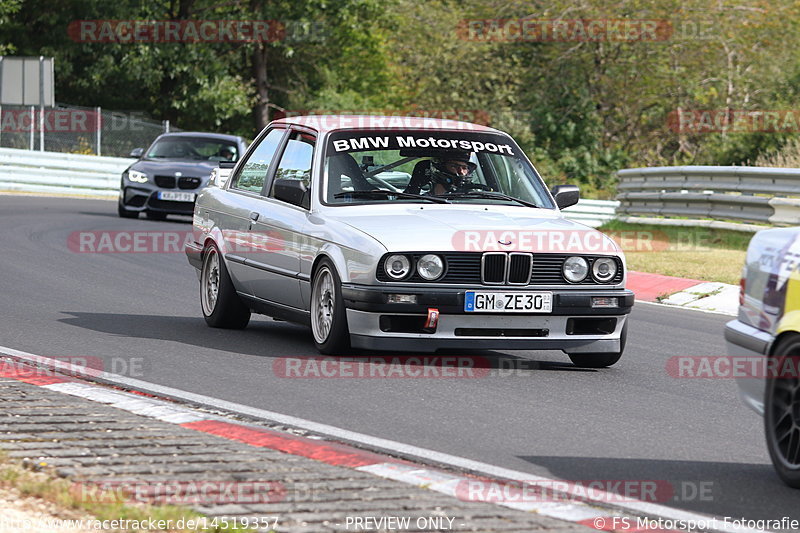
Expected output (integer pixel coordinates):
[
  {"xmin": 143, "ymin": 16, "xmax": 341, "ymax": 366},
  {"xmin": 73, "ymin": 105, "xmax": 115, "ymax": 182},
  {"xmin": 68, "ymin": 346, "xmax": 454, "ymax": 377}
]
[{"xmin": 249, "ymin": 212, "xmax": 260, "ymax": 221}]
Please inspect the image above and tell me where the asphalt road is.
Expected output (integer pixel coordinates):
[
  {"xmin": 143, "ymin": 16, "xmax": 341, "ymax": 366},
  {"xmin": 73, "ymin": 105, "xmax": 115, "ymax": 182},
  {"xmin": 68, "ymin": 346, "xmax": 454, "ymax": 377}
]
[{"xmin": 1, "ymin": 195, "xmax": 796, "ymax": 523}]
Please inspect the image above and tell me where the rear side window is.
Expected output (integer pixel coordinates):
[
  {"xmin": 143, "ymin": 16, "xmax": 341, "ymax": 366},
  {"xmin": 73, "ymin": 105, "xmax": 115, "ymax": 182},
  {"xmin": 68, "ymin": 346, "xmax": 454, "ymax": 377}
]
[{"xmin": 230, "ymin": 129, "xmax": 285, "ymax": 194}]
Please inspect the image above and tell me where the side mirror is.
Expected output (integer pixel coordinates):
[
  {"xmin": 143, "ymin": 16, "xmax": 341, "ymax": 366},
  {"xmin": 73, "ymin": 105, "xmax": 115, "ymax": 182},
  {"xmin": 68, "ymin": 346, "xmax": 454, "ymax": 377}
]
[
  {"xmin": 551, "ymin": 184, "xmax": 580, "ymax": 209},
  {"xmin": 273, "ymin": 178, "xmax": 310, "ymax": 209},
  {"xmin": 129, "ymin": 148, "xmax": 144, "ymax": 158}
]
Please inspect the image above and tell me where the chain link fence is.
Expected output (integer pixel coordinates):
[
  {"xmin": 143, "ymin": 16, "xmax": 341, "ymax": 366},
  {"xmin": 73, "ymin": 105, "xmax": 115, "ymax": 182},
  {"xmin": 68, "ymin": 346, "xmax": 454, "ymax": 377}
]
[{"xmin": 0, "ymin": 103, "xmax": 180, "ymax": 157}]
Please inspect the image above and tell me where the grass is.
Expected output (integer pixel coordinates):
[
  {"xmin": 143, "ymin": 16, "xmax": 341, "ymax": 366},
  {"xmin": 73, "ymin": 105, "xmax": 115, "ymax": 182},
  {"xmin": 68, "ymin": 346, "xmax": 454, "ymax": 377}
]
[
  {"xmin": 0, "ymin": 453, "xmax": 257, "ymax": 532},
  {"xmin": 598, "ymin": 220, "xmax": 750, "ymax": 285}
]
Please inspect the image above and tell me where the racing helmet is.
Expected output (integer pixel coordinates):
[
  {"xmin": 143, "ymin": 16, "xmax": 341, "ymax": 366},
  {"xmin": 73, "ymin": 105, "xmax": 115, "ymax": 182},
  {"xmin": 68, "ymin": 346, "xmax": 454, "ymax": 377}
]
[{"xmin": 426, "ymin": 152, "xmax": 477, "ymax": 190}]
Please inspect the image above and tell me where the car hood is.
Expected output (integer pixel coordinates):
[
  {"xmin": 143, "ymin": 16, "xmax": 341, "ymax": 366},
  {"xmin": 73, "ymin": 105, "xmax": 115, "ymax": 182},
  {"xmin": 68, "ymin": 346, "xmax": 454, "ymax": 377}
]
[
  {"xmin": 324, "ymin": 205, "xmax": 621, "ymax": 254},
  {"xmin": 129, "ymin": 160, "xmax": 219, "ymax": 177}
]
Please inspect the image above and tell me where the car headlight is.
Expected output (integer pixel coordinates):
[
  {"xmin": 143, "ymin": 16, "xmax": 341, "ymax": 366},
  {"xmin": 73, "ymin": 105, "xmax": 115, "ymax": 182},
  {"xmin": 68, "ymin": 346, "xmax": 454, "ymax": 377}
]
[
  {"xmin": 127, "ymin": 170, "xmax": 148, "ymax": 183},
  {"xmin": 417, "ymin": 254, "xmax": 444, "ymax": 281},
  {"xmin": 563, "ymin": 256, "xmax": 589, "ymax": 283},
  {"xmin": 592, "ymin": 257, "xmax": 617, "ymax": 283},
  {"xmin": 384, "ymin": 255, "xmax": 411, "ymax": 280}
]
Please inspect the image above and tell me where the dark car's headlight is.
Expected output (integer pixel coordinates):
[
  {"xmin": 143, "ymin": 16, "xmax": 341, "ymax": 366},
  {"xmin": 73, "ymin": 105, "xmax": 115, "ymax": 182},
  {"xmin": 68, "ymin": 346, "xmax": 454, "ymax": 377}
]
[
  {"xmin": 592, "ymin": 257, "xmax": 618, "ymax": 283},
  {"xmin": 127, "ymin": 170, "xmax": 148, "ymax": 183},
  {"xmin": 384, "ymin": 254, "xmax": 411, "ymax": 280},
  {"xmin": 417, "ymin": 254, "xmax": 444, "ymax": 280}
]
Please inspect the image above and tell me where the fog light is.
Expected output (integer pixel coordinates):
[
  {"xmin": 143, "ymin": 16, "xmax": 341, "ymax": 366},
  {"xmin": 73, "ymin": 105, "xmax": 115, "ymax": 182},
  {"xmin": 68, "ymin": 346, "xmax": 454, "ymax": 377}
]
[
  {"xmin": 591, "ymin": 297, "xmax": 619, "ymax": 308},
  {"xmin": 387, "ymin": 294, "xmax": 417, "ymax": 304}
]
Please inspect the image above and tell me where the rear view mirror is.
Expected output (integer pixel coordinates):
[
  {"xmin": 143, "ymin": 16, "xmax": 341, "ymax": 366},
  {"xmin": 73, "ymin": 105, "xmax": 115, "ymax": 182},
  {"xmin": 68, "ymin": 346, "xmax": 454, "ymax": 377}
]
[
  {"xmin": 129, "ymin": 147, "xmax": 144, "ymax": 158},
  {"xmin": 551, "ymin": 184, "xmax": 580, "ymax": 209},
  {"xmin": 273, "ymin": 178, "xmax": 310, "ymax": 209}
]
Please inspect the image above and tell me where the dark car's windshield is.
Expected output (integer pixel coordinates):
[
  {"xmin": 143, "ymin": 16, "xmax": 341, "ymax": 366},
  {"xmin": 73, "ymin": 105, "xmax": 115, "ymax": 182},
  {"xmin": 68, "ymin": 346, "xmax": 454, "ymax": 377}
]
[
  {"xmin": 146, "ymin": 137, "xmax": 240, "ymax": 162},
  {"xmin": 324, "ymin": 130, "xmax": 554, "ymax": 208}
]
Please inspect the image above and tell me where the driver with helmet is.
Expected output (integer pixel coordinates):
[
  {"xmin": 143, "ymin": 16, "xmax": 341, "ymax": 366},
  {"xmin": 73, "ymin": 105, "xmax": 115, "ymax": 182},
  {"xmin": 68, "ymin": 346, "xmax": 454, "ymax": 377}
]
[{"xmin": 404, "ymin": 152, "xmax": 481, "ymax": 195}]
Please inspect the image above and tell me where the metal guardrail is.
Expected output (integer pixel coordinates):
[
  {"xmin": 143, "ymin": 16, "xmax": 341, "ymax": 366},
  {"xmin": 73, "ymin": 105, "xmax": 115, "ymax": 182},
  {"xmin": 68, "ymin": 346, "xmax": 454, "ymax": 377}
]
[
  {"xmin": 616, "ymin": 166, "xmax": 800, "ymax": 228},
  {"xmin": 561, "ymin": 199, "xmax": 618, "ymax": 227},
  {"xmin": 0, "ymin": 146, "xmax": 132, "ymax": 197}
]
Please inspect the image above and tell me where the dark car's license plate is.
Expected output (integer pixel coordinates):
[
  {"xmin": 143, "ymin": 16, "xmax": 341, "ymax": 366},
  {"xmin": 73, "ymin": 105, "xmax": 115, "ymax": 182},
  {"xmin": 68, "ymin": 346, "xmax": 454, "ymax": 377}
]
[{"xmin": 158, "ymin": 191, "xmax": 195, "ymax": 202}]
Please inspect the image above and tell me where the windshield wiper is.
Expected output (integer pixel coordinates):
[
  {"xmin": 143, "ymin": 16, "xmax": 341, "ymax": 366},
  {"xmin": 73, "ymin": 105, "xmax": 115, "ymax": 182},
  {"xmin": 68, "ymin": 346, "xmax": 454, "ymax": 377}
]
[
  {"xmin": 334, "ymin": 190, "xmax": 450, "ymax": 204},
  {"xmin": 433, "ymin": 190, "xmax": 540, "ymax": 208}
]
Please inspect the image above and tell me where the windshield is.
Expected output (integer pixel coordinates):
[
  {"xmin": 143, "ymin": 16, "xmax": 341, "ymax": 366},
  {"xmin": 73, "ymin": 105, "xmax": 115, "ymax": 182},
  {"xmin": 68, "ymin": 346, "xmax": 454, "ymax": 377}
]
[
  {"xmin": 324, "ymin": 130, "xmax": 554, "ymax": 208},
  {"xmin": 146, "ymin": 137, "xmax": 240, "ymax": 162}
]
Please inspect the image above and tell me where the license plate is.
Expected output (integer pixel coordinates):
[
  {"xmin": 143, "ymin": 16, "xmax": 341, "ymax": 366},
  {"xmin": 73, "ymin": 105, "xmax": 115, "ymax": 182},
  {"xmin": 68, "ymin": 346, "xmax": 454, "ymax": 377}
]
[
  {"xmin": 158, "ymin": 191, "xmax": 195, "ymax": 202},
  {"xmin": 464, "ymin": 291, "xmax": 553, "ymax": 313}
]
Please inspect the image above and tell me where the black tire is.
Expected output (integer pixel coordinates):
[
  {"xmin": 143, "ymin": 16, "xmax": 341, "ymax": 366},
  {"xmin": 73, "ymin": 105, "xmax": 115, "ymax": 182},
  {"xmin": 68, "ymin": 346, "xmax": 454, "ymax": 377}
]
[
  {"xmin": 310, "ymin": 259, "xmax": 350, "ymax": 354},
  {"xmin": 146, "ymin": 211, "xmax": 167, "ymax": 221},
  {"xmin": 118, "ymin": 202, "xmax": 139, "ymax": 219},
  {"xmin": 764, "ymin": 334, "xmax": 800, "ymax": 488},
  {"xmin": 200, "ymin": 243, "xmax": 250, "ymax": 329},
  {"xmin": 567, "ymin": 322, "xmax": 627, "ymax": 368}
]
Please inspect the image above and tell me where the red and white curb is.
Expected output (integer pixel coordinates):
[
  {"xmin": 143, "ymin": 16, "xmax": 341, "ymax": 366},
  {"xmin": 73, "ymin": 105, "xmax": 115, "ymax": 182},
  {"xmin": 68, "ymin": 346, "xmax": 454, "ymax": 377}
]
[
  {"xmin": 628, "ymin": 272, "xmax": 738, "ymax": 316},
  {"xmin": 0, "ymin": 346, "xmax": 762, "ymax": 533}
]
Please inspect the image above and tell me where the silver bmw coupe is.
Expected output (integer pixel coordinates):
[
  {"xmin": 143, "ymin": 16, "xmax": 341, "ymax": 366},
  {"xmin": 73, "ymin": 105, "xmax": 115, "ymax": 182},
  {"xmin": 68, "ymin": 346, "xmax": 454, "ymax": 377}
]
[{"xmin": 186, "ymin": 115, "xmax": 633, "ymax": 367}]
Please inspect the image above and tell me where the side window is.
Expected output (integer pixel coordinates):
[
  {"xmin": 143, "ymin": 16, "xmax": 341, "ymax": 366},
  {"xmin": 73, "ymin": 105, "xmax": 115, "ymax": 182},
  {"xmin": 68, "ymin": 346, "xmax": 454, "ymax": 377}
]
[
  {"xmin": 270, "ymin": 132, "xmax": 315, "ymax": 196},
  {"xmin": 229, "ymin": 129, "xmax": 285, "ymax": 194}
]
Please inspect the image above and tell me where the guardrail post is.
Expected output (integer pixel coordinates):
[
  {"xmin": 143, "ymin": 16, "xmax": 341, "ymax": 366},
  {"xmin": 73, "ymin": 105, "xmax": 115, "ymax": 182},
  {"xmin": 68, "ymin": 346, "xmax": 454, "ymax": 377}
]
[
  {"xmin": 29, "ymin": 106, "xmax": 34, "ymax": 150},
  {"xmin": 96, "ymin": 106, "xmax": 102, "ymax": 156},
  {"xmin": 38, "ymin": 56, "xmax": 44, "ymax": 152}
]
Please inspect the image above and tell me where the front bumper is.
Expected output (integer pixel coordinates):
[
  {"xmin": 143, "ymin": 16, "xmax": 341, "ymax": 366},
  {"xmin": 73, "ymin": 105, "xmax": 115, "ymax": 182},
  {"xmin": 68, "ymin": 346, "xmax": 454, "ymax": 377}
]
[
  {"xmin": 342, "ymin": 285, "xmax": 633, "ymax": 352},
  {"xmin": 725, "ymin": 319, "xmax": 773, "ymax": 416},
  {"xmin": 120, "ymin": 184, "xmax": 200, "ymax": 215}
]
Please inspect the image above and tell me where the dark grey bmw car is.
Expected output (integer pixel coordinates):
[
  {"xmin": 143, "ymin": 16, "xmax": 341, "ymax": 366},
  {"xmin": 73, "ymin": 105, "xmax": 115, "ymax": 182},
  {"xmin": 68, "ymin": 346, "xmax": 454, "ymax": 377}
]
[{"xmin": 118, "ymin": 132, "xmax": 248, "ymax": 219}]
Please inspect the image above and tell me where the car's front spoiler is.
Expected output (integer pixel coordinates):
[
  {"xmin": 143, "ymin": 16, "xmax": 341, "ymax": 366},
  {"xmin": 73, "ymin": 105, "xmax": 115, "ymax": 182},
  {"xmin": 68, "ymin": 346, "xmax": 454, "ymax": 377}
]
[
  {"xmin": 350, "ymin": 333, "xmax": 623, "ymax": 353},
  {"xmin": 346, "ymin": 309, "xmax": 627, "ymax": 353}
]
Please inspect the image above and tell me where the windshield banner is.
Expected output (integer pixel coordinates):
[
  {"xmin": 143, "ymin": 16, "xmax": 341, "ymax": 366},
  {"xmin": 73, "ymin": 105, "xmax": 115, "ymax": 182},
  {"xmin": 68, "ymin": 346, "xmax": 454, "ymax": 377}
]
[{"xmin": 327, "ymin": 132, "xmax": 516, "ymax": 156}]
